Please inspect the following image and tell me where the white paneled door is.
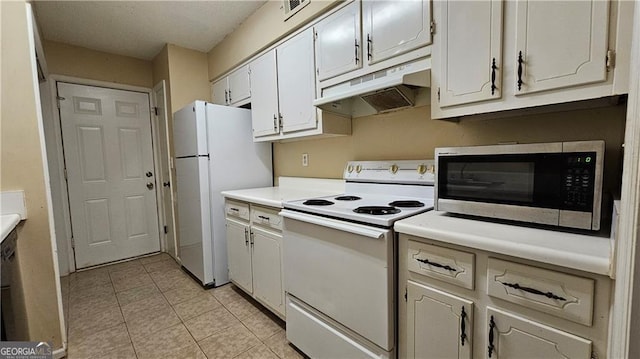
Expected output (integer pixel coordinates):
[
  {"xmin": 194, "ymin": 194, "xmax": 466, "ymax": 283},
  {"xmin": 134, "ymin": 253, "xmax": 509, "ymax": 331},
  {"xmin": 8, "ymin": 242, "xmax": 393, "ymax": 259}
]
[{"xmin": 58, "ymin": 82, "xmax": 160, "ymax": 268}]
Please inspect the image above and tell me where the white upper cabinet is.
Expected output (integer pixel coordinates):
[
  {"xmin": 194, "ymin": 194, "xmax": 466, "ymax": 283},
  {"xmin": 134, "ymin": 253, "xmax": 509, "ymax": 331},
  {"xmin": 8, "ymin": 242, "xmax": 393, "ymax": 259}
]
[
  {"xmin": 277, "ymin": 28, "xmax": 317, "ymax": 133},
  {"xmin": 362, "ymin": 0, "xmax": 432, "ymax": 65},
  {"xmin": 432, "ymin": 0, "xmax": 632, "ymax": 120},
  {"xmin": 211, "ymin": 78, "xmax": 228, "ymax": 105},
  {"xmin": 514, "ymin": 0, "xmax": 609, "ymax": 95},
  {"xmin": 211, "ymin": 64, "xmax": 251, "ymax": 106},
  {"xmin": 250, "ymin": 28, "xmax": 350, "ymax": 142},
  {"xmin": 314, "ymin": 1, "xmax": 362, "ymax": 81},
  {"xmin": 227, "ymin": 65, "xmax": 251, "ymax": 105},
  {"xmin": 437, "ymin": 0, "xmax": 503, "ymax": 107},
  {"xmin": 250, "ymin": 50, "xmax": 280, "ymax": 138}
]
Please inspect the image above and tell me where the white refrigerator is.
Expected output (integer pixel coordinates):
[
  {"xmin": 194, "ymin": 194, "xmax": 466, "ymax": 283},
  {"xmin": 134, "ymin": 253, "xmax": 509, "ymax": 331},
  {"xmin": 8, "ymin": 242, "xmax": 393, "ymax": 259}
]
[{"xmin": 173, "ymin": 101, "xmax": 272, "ymax": 287}]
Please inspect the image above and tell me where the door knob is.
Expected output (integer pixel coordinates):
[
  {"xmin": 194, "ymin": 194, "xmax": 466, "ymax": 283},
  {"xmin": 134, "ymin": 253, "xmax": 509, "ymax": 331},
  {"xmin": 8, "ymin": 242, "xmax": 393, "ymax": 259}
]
[
  {"xmin": 163, "ymin": 182, "xmax": 171, "ymax": 188},
  {"xmin": 146, "ymin": 171, "xmax": 153, "ymax": 177},
  {"xmin": 147, "ymin": 182, "xmax": 154, "ymax": 190}
]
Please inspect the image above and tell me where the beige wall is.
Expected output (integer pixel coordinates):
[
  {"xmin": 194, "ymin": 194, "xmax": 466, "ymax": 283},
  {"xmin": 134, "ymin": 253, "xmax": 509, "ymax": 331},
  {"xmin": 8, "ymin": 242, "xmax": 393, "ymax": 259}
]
[
  {"xmin": 274, "ymin": 104, "xmax": 627, "ymax": 193},
  {"xmin": 1, "ymin": 1, "xmax": 62, "ymax": 347},
  {"xmin": 167, "ymin": 44, "xmax": 210, "ymax": 109},
  {"xmin": 43, "ymin": 40, "xmax": 153, "ymax": 88},
  {"xmin": 207, "ymin": 0, "xmax": 339, "ymax": 80}
]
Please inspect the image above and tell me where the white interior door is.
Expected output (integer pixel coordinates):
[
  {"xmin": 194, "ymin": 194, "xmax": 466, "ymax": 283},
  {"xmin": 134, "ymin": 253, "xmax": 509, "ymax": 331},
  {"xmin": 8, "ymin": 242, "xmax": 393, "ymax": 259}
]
[
  {"xmin": 153, "ymin": 81, "xmax": 177, "ymax": 259},
  {"xmin": 58, "ymin": 82, "xmax": 160, "ymax": 268}
]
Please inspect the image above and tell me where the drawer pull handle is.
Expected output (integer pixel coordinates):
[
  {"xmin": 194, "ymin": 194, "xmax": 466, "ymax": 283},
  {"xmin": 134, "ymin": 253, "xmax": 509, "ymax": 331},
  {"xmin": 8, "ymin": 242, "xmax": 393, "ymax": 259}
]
[
  {"xmin": 229, "ymin": 208, "xmax": 239, "ymax": 212},
  {"xmin": 416, "ymin": 257, "xmax": 457, "ymax": 272},
  {"xmin": 460, "ymin": 306, "xmax": 467, "ymax": 346},
  {"xmin": 488, "ymin": 315, "xmax": 495, "ymax": 358},
  {"xmin": 500, "ymin": 281, "xmax": 567, "ymax": 301},
  {"xmin": 244, "ymin": 228, "xmax": 249, "ymax": 246},
  {"xmin": 258, "ymin": 215, "xmax": 270, "ymax": 221}
]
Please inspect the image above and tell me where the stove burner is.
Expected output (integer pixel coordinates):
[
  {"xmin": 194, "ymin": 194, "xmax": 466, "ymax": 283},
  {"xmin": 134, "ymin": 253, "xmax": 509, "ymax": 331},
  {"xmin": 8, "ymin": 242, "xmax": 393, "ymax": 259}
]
[
  {"xmin": 353, "ymin": 206, "xmax": 401, "ymax": 215},
  {"xmin": 303, "ymin": 199, "xmax": 334, "ymax": 206},
  {"xmin": 388, "ymin": 200, "xmax": 425, "ymax": 208},
  {"xmin": 335, "ymin": 195, "xmax": 362, "ymax": 201}
]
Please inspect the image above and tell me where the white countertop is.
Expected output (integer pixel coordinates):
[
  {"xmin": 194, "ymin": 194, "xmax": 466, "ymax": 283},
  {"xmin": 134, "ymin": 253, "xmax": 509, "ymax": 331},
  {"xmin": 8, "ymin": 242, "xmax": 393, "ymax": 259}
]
[
  {"xmin": 1, "ymin": 214, "xmax": 21, "ymax": 244},
  {"xmin": 221, "ymin": 177, "xmax": 345, "ymax": 208},
  {"xmin": 395, "ymin": 211, "xmax": 612, "ymax": 276}
]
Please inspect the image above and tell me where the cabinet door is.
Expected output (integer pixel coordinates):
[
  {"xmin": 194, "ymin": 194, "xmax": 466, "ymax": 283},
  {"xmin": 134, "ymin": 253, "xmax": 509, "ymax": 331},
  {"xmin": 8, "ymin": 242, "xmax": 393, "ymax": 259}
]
[
  {"xmin": 437, "ymin": 0, "xmax": 503, "ymax": 107},
  {"xmin": 228, "ymin": 65, "xmax": 251, "ymax": 105},
  {"xmin": 277, "ymin": 28, "xmax": 318, "ymax": 133},
  {"xmin": 407, "ymin": 281, "xmax": 473, "ymax": 359},
  {"xmin": 315, "ymin": 1, "xmax": 362, "ymax": 81},
  {"xmin": 363, "ymin": 0, "xmax": 432, "ymax": 65},
  {"xmin": 251, "ymin": 227, "xmax": 284, "ymax": 316},
  {"xmin": 514, "ymin": 0, "xmax": 609, "ymax": 95},
  {"xmin": 250, "ymin": 50, "xmax": 280, "ymax": 138},
  {"xmin": 211, "ymin": 77, "xmax": 228, "ymax": 105},
  {"xmin": 226, "ymin": 219, "xmax": 253, "ymax": 293},
  {"xmin": 486, "ymin": 307, "xmax": 592, "ymax": 359}
]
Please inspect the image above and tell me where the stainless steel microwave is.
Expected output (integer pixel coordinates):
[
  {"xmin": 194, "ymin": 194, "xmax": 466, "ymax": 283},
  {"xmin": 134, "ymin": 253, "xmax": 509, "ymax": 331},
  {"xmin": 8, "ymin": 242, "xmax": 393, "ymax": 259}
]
[{"xmin": 435, "ymin": 141, "xmax": 604, "ymax": 230}]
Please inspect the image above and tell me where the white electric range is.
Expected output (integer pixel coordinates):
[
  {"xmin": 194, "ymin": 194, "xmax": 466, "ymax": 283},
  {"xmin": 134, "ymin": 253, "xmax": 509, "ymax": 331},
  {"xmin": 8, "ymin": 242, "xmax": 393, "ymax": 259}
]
[{"xmin": 281, "ymin": 160, "xmax": 435, "ymax": 359}]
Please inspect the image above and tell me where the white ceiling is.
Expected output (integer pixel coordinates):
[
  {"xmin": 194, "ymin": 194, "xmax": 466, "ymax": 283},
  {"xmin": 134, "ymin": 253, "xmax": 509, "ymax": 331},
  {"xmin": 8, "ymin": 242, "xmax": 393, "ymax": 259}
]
[{"xmin": 33, "ymin": 1, "xmax": 267, "ymax": 60}]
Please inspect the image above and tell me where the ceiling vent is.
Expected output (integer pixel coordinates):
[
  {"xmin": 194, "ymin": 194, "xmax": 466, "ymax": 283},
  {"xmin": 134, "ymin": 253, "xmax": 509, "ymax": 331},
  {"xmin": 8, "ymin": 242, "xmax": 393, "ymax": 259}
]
[{"xmin": 283, "ymin": 0, "xmax": 310, "ymax": 21}]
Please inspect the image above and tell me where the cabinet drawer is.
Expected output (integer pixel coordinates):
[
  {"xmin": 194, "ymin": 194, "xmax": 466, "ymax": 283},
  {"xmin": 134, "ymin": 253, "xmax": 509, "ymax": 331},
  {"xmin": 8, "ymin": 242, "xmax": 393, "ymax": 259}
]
[
  {"xmin": 487, "ymin": 258, "xmax": 594, "ymax": 326},
  {"xmin": 251, "ymin": 205, "xmax": 282, "ymax": 231},
  {"xmin": 225, "ymin": 200, "xmax": 249, "ymax": 221},
  {"xmin": 407, "ymin": 240, "xmax": 475, "ymax": 290}
]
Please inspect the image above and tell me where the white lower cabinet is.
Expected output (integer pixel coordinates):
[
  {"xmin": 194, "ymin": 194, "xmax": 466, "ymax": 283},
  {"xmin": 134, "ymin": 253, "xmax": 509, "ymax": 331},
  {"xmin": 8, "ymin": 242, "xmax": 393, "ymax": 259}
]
[
  {"xmin": 251, "ymin": 226, "xmax": 284, "ymax": 316},
  {"xmin": 398, "ymin": 234, "xmax": 611, "ymax": 359},
  {"xmin": 226, "ymin": 218, "xmax": 253, "ymax": 293},
  {"xmin": 487, "ymin": 307, "xmax": 592, "ymax": 359},
  {"xmin": 225, "ymin": 200, "xmax": 285, "ymax": 318},
  {"xmin": 407, "ymin": 281, "xmax": 473, "ymax": 359}
]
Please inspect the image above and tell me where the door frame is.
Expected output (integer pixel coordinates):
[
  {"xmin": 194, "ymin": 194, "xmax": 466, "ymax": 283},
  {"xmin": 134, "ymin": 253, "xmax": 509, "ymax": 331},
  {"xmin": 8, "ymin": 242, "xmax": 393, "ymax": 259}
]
[
  {"xmin": 152, "ymin": 80, "xmax": 178, "ymax": 259},
  {"xmin": 45, "ymin": 75, "xmax": 166, "ymax": 272}
]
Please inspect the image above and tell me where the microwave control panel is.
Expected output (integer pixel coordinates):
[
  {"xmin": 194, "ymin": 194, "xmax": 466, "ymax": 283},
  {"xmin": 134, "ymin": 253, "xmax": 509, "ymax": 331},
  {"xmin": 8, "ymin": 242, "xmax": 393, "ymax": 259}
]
[{"xmin": 562, "ymin": 153, "xmax": 596, "ymax": 211}]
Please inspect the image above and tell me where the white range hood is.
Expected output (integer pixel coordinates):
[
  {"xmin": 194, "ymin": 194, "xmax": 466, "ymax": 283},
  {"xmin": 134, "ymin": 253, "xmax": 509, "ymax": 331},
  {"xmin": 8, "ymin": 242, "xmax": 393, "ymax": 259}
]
[{"xmin": 314, "ymin": 58, "xmax": 431, "ymax": 117}]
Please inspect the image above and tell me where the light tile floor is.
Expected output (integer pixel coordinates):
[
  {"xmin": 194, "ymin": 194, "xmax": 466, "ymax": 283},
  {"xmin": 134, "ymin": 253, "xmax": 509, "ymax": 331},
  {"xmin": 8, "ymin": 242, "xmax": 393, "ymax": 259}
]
[{"xmin": 60, "ymin": 253, "xmax": 305, "ymax": 359}]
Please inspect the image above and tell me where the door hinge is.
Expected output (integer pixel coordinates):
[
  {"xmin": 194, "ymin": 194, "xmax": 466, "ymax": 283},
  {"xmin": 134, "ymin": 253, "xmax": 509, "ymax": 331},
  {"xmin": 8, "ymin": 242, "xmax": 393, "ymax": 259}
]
[
  {"xmin": 56, "ymin": 96, "xmax": 65, "ymax": 109},
  {"xmin": 71, "ymin": 236, "xmax": 75, "ymax": 248},
  {"xmin": 164, "ymin": 225, "xmax": 168, "ymax": 234},
  {"xmin": 314, "ymin": 29, "xmax": 318, "ymax": 40},
  {"xmin": 152, "ymin": 107, "xmax": 158, "ymax": 116},
  {"xmin": 437, "ymin": 87, "xmax": 441, "ymax": 102},
  {"xmin": 606, "ymin": 50, "xmax": 615, "ymax": 71},
  {"xmin": 430, "ymin": 20, "xmax": 436, "ymax": 35},
  {"xmin": 591, "ymin": 351, "xmax": 598, "ymax": 359},
  {"xmin": 63, "ymin": 167, "xmax": 68, "ymax": 181},
  {"xmin": 192, "ymin": 106, "xmax": 195, "ymax": 112},
  {"xmin": 404, "ymin": 287, "xmax": 407, "ymax": 302}
]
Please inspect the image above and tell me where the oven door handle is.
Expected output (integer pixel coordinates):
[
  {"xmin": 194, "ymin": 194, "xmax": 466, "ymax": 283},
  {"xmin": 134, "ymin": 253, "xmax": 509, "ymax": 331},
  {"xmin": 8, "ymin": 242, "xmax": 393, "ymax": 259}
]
[{"xmin": 280, "ymin": 210, "xmax": 388, "ymax": 239}]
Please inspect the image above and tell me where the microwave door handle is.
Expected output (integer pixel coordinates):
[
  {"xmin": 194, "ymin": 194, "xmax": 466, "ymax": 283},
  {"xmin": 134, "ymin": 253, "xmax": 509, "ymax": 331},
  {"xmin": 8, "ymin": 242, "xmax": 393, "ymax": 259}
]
[{"xmin": 280, "ymin": 210, "xmax": 387, "ymax": 239}]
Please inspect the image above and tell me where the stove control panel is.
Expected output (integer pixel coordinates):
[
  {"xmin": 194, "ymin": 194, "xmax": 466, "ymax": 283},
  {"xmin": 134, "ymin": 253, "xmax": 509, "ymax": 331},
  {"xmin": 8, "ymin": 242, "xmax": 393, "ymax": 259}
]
[{"xmin": 344, "ymin": 160, "xmax": 435, "ymax": 184}]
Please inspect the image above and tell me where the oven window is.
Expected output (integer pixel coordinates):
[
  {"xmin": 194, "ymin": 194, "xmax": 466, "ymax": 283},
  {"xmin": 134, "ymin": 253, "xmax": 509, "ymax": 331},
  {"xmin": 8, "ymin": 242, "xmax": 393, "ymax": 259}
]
[{"xmin": 445, "ymin": 162, "xmax": 535, "ymax": 202}]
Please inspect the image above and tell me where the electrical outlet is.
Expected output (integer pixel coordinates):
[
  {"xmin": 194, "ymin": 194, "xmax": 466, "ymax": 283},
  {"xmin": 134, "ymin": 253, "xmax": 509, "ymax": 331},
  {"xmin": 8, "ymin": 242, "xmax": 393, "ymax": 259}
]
[{"xmin": 302, "ymin": 153, "xmax": 309, "ymax": 167}]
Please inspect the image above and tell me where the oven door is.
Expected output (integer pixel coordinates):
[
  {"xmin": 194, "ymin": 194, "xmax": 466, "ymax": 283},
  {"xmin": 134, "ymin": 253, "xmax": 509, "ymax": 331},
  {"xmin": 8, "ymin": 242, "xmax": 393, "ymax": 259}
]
[{"xmin": 281, "ymin": 210, "xmax": 394, "ymax": 353}]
